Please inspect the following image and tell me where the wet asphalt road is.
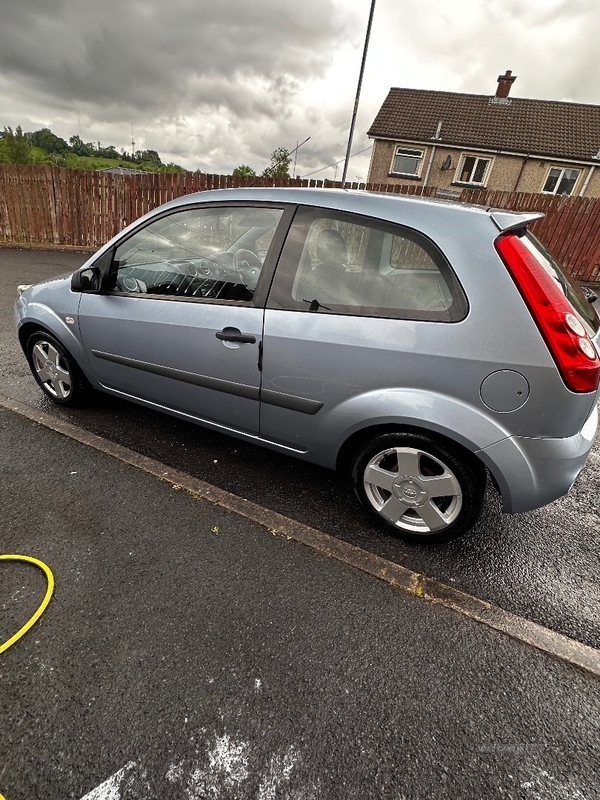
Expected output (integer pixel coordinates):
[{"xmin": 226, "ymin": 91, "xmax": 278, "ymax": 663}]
[
  {"xmin": 2, "ymin": 246, "xmax": 600, "ymax": 649},
  {"xmin": 3, "ymin": 408, "xmax": 600, "ymax": 800}
]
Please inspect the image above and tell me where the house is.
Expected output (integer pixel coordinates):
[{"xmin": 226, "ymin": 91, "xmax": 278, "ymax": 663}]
[{"xmin": 366, "ymin": 71, "xmax": 600, "ymax": 198}]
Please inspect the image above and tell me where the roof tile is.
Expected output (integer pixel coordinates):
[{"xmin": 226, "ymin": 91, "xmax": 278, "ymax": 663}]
[{"xmin": 368, "ymin": 88, "xmax": 600, "ymax": 161}]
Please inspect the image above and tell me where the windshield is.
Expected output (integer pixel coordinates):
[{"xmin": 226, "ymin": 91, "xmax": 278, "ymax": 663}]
[{"xmin": 521, "ymin": 231, "xmax": 599, "ymax": 335}]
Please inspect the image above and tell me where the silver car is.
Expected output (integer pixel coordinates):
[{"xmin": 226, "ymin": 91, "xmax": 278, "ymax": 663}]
[{"xmin": 15, "ymin": 188, "xmax": 600, "ymax": 543}]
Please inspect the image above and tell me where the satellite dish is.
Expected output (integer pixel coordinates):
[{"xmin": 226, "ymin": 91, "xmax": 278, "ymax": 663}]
[{"xmin": 441, "ymin": 155, "xmax": 452, "ymax": 171}]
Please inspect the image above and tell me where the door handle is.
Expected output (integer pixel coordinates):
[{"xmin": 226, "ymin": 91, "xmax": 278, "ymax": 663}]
[{"xmin": 215, "ymin": 329, "xmax": 256, "ymax": 344}]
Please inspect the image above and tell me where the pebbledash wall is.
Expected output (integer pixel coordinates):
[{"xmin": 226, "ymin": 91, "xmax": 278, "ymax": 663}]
[
  {"xmin": 367, "ymin": 139, "xmax": 600, "ymax": 198},
  {"xmin": 1, "ymin": 163, "xmax": 600, "ymax": 283}
]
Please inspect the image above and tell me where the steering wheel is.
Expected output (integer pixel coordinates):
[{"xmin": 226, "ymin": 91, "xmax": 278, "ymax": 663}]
[
  {"xmin": 234, "ymin": 249, "xmax": 262, "ymax": 291},
  {"xmin": 116, "ymin": 274, "xmax": 147, "ymax": 293}
]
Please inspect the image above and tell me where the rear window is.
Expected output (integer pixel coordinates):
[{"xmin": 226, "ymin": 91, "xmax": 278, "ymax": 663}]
[
  {"xmin": 268, "ymin": 207, "xmax": 468, "ymax": 322},
  {"xmin": 520, "ymin": 231, "xmax": 599, "ymax": 335}
]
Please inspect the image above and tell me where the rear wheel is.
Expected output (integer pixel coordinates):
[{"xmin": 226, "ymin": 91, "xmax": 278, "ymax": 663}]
[
  {"xmin": 351, "ymin": 432, "xmax": 485, "ymax": 544},
  {"xmin": 26, "ymin": 331, "xmax": 89, "ymax": 407}
]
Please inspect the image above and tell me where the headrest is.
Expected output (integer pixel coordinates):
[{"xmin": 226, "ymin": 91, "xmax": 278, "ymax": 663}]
[{"xmin": 316, "ymin": 229, "xmax": 347, "ymax": 265}]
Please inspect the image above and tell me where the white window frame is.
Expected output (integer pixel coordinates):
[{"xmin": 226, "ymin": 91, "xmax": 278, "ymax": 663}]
[
  {"xmin": 453, "ymin": 153, "xmax": 493, "ymax": 187},
  {"xmin": 389, "ymin": 146, "xmax": 424, "ymax": 178},
  {"xmin": 541, "ymin": 166, "xmax": 581, "ymax": 196}
]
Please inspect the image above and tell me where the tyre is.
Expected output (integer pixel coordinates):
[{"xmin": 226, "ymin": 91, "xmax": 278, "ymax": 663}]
[
  {"xmin": 351, "ymin": 432, "xmax": 485, "ymax": 544},
  {"xmin": 26, "ymin": 331, "xmax": 90, "ymax": 407}
]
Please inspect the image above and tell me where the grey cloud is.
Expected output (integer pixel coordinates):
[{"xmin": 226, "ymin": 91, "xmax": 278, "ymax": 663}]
[
  {"xmin": 0, "ymin": 0, "xmax": 346, "ymax": 118},
  {"xmin": 388, "ymin": 0, "xmax": 600, "ymax": 105},
  {"xmin": 9, "ymin": 0, "xmax": 600, "ymax": 183},
  {"xmin": 0, "ymin": 0, "xmax": 365, "ymax": 178}
]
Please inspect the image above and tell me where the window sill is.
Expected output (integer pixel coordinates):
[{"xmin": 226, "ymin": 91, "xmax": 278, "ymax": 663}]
[
  {"xmin": 451, "ymin": 181, "xmax": 487, "ymax": 189},
  {"xmin": 388, "ymin": 173, "xmax": 422, "ymax": 181}
]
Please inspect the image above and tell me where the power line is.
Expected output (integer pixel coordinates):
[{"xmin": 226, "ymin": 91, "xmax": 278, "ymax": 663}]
[
  {"xmin": 249, "ymin": 137, "xmax": 311, "ymax": 187},
  {"xmin": 301, "ymin": 144, "xmax": 373, "ymax": 179}
]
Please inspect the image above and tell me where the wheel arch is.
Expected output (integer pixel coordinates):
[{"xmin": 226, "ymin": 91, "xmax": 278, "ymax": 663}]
[
  {"xmin": 18, "ymin": 320, "xmax": 52, "ymax": 352},
  {"xmin": 336, "ymin": 422, "xmax": 488, "ymax": 488},
  {"xmin": 19, "ymin": 320, "xmax": 94, "ymax": 383},
  {"xmin": 23, "ymin": 326, "xmax": 93, "ymax": 406}
]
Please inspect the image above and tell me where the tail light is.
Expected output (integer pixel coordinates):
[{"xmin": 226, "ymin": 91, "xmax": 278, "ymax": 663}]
[{"xmin": 495, "ymin": 233, "xmax": 600, "ymax": 393}]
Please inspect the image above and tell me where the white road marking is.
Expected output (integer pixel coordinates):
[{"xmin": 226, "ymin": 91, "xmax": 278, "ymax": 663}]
[
  {"xmin": 79, "ymin": 762, "xmax": 136, "ymax": 800},
  {"xmin": 186, "ymin": 734, "xmax": 250, "ymax": 798},
  {"xmin": 78, "ymin": 735, "xmax": 319, "ymax": 799},
  {"xmin": 257, "ymin": 746, "xmax": 299, "ymax": 800}
]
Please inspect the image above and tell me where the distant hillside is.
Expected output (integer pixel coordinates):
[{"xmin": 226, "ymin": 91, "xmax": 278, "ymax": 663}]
[{"xmin": 0, "ymin": 125, "xmax": 184, "ymax": 172}]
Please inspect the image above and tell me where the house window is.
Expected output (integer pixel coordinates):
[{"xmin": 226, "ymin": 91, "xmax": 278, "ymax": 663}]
[
  {"xmin": 390, "ymin": 147, "xmax": 424, "ymax": 177},
  {"xmin": 542, "ymin": 167, "xmax": 581, "ymax": 196},
  {"xmin": 454, "ymin": 155, "xmax": 491, "ymax": 186}
]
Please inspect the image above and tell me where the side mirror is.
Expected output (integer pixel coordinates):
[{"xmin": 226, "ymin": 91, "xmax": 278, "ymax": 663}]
[
  {"xmin": 581, "ymin": 285, "xmax": 598, "ymax": 304},
  {"xmin": 71, "ymin": 267, "xmax": 101, "ymax": 293},
  {"xmin": 71, "ymin": 248, "xmax": 114, "ymax": 293}
]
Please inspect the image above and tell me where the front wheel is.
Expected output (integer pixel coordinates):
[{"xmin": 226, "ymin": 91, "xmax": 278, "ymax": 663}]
[
  {"xmin": 351, "ymin": 432, "xmax": 485, "ymax": 544},
  {"xmin": 26, "ymin": 331, "xmax": 90, "ymax": 407}
]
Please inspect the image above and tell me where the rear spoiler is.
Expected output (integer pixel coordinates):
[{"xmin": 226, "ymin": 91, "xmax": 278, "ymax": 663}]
[{"xmin": 489, "ymin": 210, "xmax": 544, "ymax": 233}]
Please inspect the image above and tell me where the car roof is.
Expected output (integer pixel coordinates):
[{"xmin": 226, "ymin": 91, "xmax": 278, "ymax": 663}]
[{"xmin": 159, "ymin": 187, "xmax": 543, "ymax": 232}]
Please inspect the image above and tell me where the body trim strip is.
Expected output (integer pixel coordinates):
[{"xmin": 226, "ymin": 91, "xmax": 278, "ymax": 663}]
[
  {"xmin": 92, "ymin": 349, "xmax": 259, "ymax": 400},
  {"xmin": 91, "ymin": 349, "xmax": 323, "ymax": 414},
  {"xmin": 261, "ymin": 388, "xmax": 323, "ymax": 415}
]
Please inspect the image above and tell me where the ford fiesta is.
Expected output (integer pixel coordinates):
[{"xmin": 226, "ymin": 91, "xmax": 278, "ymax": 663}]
[{"xmin": 15, "ymin": 188, "xmax": 600, "ymax": 543}]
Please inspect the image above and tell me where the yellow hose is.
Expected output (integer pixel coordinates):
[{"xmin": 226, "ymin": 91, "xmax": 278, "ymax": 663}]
[{"xmin": 0, "ymin": 555, "xmax": 54, "ymax": 654}]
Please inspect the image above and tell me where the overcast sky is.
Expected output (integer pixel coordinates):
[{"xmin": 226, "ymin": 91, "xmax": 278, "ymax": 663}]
[{"xmin": 1, "ymin": 0, "xmax": 599, "ymax": 180}]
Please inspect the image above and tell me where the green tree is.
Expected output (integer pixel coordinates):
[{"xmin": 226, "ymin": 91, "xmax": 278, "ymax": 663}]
[
  {"xmin": 262, "ymin": 147, "xmax": 291, "ymax": 179},
  {"xmin": 30, "ymin": 127, "xmax": 70, "ymax": 154},
  {"xmin": 232, "ymin": 164, "xmax": 256, "ymax": 178},
  {"xmin": 161, "ymin": 162, "xmax": 185, "ymax": 173},
  {"xmin": 96, "ymin": 143, "xmax": 120, "ymax": 160},
  {"xmin": 141, "ymin": 149, "xmax": 163, "ymax": 166},
  {"xmin": 2, "ymin": 126, "xmax": 33, "ymax": 163},
  {"xmin": 69, "ymin": 135, "xmax": 94, "ymax": 157}
]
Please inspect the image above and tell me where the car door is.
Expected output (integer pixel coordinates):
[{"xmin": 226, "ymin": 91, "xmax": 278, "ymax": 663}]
[
  {"xmin": 260, "ymin": 205, "xmax": 468, "ymax": 454},
  {"xmin": 78, "ymin": 203, "xmax": 290, "ymax": 433}
]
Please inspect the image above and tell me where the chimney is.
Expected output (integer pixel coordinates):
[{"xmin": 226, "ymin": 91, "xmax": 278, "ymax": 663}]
[{"xmin": 496, "ymin": 70, "xmax": 516, "ymax": 98}]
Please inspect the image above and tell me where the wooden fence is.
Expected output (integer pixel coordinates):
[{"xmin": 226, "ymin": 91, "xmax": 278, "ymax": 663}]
[{"xmin": 1, "ymin": 164, "xmax": 600, "ymax": 282}]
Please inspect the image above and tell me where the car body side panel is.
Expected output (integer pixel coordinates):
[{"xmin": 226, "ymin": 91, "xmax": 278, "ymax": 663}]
[
  {"xmin": 14, "ymin": 279, "xmax": 92, "ymax": 375},
  {"xmin": 264, "ymin": 385, "xmax": 515, "ymax": 470},
  {"xmin": 260, "ymin": 307, "xmax": 596, "ymax": 460},
  {"xmin": 477, "ymin": 402, "xmax": 598, "ymax": 512},
  {"xmin": 77, "ymin": 294, "xmax": 264, "ymax": 433}
]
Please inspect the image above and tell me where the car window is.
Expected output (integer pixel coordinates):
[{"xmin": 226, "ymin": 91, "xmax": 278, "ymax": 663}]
[
  {"xmin": 267, "ymin": 208, "xmax": 467, "ymax": 322},
  {"xmin": 110, "ymin": 206, "xmax": 284, "ymax": 302}
]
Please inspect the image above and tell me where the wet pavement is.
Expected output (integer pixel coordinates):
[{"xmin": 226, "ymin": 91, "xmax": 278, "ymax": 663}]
[
  {"xmin": 2, "ymin": 407, "xmax": 600, "ymax": 800},
  {"xmin": 2, "ymin": 246, "xmax": 600, "ymax": 650}
]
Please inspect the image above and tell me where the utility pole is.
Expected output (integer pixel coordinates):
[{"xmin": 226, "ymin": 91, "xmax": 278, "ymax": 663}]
[
  {"xmin": 291, "ymin": 136, "xmax": 310, "ymax": 178},
  {"xmin": 341, "ymin": 0, "xmax": 376, "ymax": 189}
]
